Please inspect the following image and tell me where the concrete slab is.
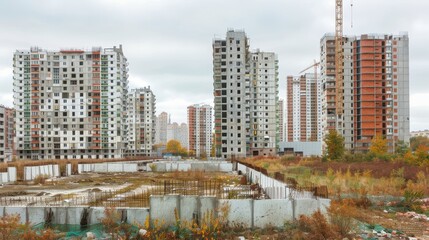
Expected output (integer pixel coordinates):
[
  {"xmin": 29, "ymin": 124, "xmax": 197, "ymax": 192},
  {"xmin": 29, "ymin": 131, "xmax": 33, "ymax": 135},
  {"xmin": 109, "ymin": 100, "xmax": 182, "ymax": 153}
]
[
  {"xmin": 0, "ymin": 206, "xmax": 4, "ymax": 217},
  {"xmin": 5, "ymin": 206, "xmax": 27, "ymax": 224},
  {"xmin": 1, "ymin": 172, "xmax": 8, "ymax": 183},
  {"xmin": 8, "ymin": 167, "xmax": 17, "ymax": 182},
  {"xmin": 156, "ymin": 163, "xmax": 166, "ymax": 172},
  {"xmin": 253, "ymin": 199, "xmax": 293, "ymax": 228},
  {"xmin": 178, "ymin": 163, "xmax": 191, "ymax": 171},
  {"xmin": 94, "ymin": 163, "xmax": 108, "ymax": 172},
  {"xmin": 219, "ymin": 163, "xmax": 233, "ymax": 172},
  {"xmin": 218, "ymin": 199, "xmax": 253, "ymax": 228},
  {"xmin": 150, "ymin": 195, "xmax": 180, "ymax": 226},
  {"xmin": 318, "ymin": 198, "xmax": 331, "ymax": 215},
  {"xmin": 53, "ymin": 165, "xmax": 60, "ymax": 177},
  {"xmin": 28, "ymin": 207, "xmax": 45, "ymax": 225},
  {"xmin": 294, "ymin": 198, "xmax": 319, "ymax": 220},
  {"xmin": 89, "ymin": 207, "xmax": 106, "ymax": 225},
  {"xmin": 123, "ymin": 163, "xmax": 138, "ymax": 172},
  {"xmin": 107, "ymin": 163, "xmax": 124, "ymax": 172},
  {"xmin": 198, "ymin": 196, "xmax": 217, "ymax": 225},
  {"xmin": 52, "ymin": 207, "xmax": 68, "ymax": 224},
  {"xmin": 180, "ymin": 195, "xmax": 198, "ymax": 223},
  {"xmin": 126, "ymin": 208, "xmax": 149, "ymax": 225}
]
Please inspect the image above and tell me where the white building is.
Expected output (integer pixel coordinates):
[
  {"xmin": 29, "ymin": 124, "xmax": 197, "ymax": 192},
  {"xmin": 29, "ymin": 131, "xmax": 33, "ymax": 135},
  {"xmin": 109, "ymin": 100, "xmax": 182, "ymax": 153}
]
[
  {"xmin": 213, "ymin": 30, "xmax": 279, "ymax": 159},
  {"xmin": 13, "ymin": 46, "xmax": 128, "ymax": 160},
  {"xmin": 0, "ymin": 106, "xmax": 14, "ymax": 162},
  {"xmin": 126, "ymin": 87, "xmax": 156, "ymax": 156}
]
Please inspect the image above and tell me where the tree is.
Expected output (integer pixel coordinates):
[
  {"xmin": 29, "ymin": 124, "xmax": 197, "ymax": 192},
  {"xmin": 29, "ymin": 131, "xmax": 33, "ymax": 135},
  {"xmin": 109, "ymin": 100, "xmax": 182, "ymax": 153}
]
[
  {"xmin": 324, "ymin": 130, "xmax": 345, "ymax": 161},
  {"xmin": 395, "ymin": 140, "xmax": 409, "ymax": 156},
  {"xmin": 369, "ymin": 135, "xmax": 388, "ymax": 156},
  {"xmin": 166, "ymin": 140, "xmax": 188, "ymax": 157},
  {"xmin": 410, "ymin": 136, "xmax": 429, "ymax": 151},
  {"xmin": 415, "ymin": 145, "xmax": 429, "ymax": 165}
]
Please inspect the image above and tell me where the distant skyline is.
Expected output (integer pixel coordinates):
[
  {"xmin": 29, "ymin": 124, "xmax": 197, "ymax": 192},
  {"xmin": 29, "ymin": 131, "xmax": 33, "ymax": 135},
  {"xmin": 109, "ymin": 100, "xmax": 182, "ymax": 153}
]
[{"xmin": 0, "ymin": 0, "xmax": 428, "ymax": 130}]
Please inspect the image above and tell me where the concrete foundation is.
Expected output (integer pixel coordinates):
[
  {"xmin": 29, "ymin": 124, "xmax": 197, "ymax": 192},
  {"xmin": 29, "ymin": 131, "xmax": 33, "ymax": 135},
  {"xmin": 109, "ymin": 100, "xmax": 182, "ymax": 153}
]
[
  {"xmin": 219, "ymin": 199, "xmax": 253, "ymax": 228},
  {"xmin": 253, "ymin": 199, "xmax": 293, "ymax": 228},
  {"xmin": 150, "ymin": 195, "xmax": 180, "ymax": 226}
]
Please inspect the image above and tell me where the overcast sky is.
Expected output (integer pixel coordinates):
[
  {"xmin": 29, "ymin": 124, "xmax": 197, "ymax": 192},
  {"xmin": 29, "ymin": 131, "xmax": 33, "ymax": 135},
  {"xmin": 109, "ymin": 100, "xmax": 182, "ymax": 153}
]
[{"xmin": 0, "ymin": 0, "xmax": 428, "ymax": 131}]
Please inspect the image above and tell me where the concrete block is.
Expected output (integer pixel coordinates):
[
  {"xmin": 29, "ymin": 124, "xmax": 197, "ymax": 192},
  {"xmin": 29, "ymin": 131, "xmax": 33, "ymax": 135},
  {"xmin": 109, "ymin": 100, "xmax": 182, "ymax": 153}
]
[
  {"xmin": 180, "ymin": 195, "xmax": 198, "ymax": 223},
  {"xmin": 5, "ymin": 206, "xmax": 27, "ymax": 224},
  {"xmin": 94, "ymin": 163, "xmax": 108, "ymax": 172},
  {"xmin": 51, "ymin": 207, "xmax": 68, "ymax": 224},
  {"xmin": 156, "ymin": 163, "xmax": 166, "ymax": 172},
  {"xmin": 24, "ymin": 167, "xmax": 31, "ymax": 181},
  {"xmin": 253, "ymin": 199, "xmax": 293, "ymax": 228},
  {"xmin": 1, "ymin": 172, "xmax": 8, "ymax": 183},
  {"xmin": 191, "ymin": 163, "xmax": 205, "ymax": 171},
  {"xmin": 126, "ymin": 208, "xmax": 149, "ymax": 225},
  {"xmin": 294, "ymin": 198, "xmax": 319, "ymax": 219},
  {"xmin": 150, "ymin": 195, "xmax": 180, "ymax": 226},
  {"xmin": 0, "ymin": 206, "xmax": 4, "ymax": 217},
  {"xmin": 53, "ymin": 165, "xmax": 60, "ymax": 177},
  {"xmin": 178, "ymin": 163, "xmax": 191, "ymax": 171},
  {"xmin": 218, "ymin": 199, "xmax": 252, "ymax": 228},
  {"xmin": 67, "ymin": 207, "xmax": 85, "ymax": 225},
  {"xmin": 123, "ymin": 163, "xmax": 138, "ymax": 172},
  {"xmin": 67, "ymin": 164, "xmax": 72, "ymax": 176},
  {"xmin": 107, "ymin": 163, "xmax": 124, "ymax": 172},
  {"xmin": 89, "ymin": 207, "xmax": 106, "ymax": 225},
  {"xmin": 199, "ymin": 196, "xmax": 217, "ymax": 219},
  {"xmin": 219, "ymin": 163, "xmax": 233, "ymax": 172},
  {"xmin": 28, "ymin": 207, "xmax": 45, "ymax": 225},
  {"xmin": 8, "ymin": 167, "xmax": 17, "ymax": 182},
  {"xmin": 318, "ymin": 198, "xmax": 331, "ymax": 215}
]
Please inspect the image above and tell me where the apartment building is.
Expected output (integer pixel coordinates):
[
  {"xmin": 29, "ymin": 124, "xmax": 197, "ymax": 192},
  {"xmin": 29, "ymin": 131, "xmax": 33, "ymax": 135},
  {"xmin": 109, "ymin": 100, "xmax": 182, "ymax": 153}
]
[
  {"xmin": 320, "ymin": 33, "xmax": 410, "ymax": 152},
  {"xmin": 213, "ymin": 30, "xmax": 279, "ymax": 158},
  {"xmin": 0, "ymin": 106, "xmax": 14, "ymax": 162},
  {"xmin": 278, "ymin": 99, "xmax": 284, "ymax": 142},
  {"xmin": 13, "ymin": 46, "xmax": 128, "ymax": 160},
  {"xmin": 126, "ymin": 87, "xmax": 156, "ymax": 156},
  {"xmin": 188, "ymin": 104, "xmax": 212, "ymax": 158},
  {"xmin": 155, "ymin": 112, "xmax": 168, "ymax": 144},
  {"xmin": 167, "ymin": 122, "xmax": 188, "ymax": 149},
  {"xmin": 286, "ymin": 73, "xmax": 323, "ymax": 142},
  {"xmin": 248, "ymin": 51, "xmax": 279, "ymax": 156}
]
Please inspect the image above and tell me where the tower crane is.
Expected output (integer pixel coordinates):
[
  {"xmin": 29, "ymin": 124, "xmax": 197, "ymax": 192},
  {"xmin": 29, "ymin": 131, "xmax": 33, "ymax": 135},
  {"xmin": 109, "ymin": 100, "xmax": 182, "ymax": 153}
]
[
  {"xmin": 299, "ymin": 59, "xmax": 320, "ymax": 77},
  {"xmin": 335, "ymin": 0, "xmax": 344, "ymax": 116}
]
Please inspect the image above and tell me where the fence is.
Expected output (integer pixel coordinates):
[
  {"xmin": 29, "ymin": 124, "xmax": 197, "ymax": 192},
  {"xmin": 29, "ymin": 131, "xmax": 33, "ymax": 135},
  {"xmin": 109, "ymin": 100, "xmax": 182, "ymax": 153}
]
[
  {"xmin": 236, "ymin": 162, "xmax": 328, "ymax": 199},
  {"xmin": 0, "ymin": 179, "xmax": 267, "ymax": 208}
]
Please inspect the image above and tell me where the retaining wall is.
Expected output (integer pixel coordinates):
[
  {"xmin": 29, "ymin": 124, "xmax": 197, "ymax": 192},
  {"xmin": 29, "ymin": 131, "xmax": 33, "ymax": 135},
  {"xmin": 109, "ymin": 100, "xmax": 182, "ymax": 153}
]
[
  {"xmin": 149, "ymin": 161, "xmax": 233, "ymax": 172},
  {"xmin": 0, "ymin": 195, "xmax": 329, "ymax": 228},
  {"xmin": 0, "ymin": 167, "xmax": 17, "ymax": 184},
  {"xmin": 78, "ymin": 162, "xmax": 139, "ymax": 173},
  {"xmin": 24, "ymin": 165, "xmax": 60, "ymax": 181}
]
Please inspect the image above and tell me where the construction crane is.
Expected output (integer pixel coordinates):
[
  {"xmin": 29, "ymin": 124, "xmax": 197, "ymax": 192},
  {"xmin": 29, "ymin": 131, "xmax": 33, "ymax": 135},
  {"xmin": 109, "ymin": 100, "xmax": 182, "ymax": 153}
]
[
  {"xmin": 299, "ymin": 59, "xmax": 320, "ymax": 77},
  {"xmin": 335, "ymin": 0, "xmax": 344, "ymax": 116}
]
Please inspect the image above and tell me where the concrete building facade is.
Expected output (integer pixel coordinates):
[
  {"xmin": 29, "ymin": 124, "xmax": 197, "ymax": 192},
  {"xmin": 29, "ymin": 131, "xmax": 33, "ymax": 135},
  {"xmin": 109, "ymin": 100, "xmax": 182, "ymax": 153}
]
[
  {"xmin": 188, "ymin": 104, "xmax": 212, "ymax": 158},
  {"xmin": 0, "ymin": 106, "xmax": 14, "ymax": 162},
  {"xmin": 278, "ymin": 99, "xmax": 284, "ymax": 142},
  {"xmin": 286, "ymin": 73, "xmax": 323, "ymax": 142},
  {"xmin": 155, "ymin": 112, "xmax": 168, "ymax": 144},
  {"xmin": 213, "ymin": 30, "xmax": 279, "ymax": 159},
  {"xmin": 320, "ymin": 33, "xmax": 410, "ymax": 152},
  {"xmin": 166, "ymin": 122, "xmax": 188, "ymax": 149},
  {"xmin": 126, "ymin": 87, "xmax": 156, "ymax": 156},
  {"xmin": 13, "ymin": 46, "xmax": 128, "ymax": 160}
]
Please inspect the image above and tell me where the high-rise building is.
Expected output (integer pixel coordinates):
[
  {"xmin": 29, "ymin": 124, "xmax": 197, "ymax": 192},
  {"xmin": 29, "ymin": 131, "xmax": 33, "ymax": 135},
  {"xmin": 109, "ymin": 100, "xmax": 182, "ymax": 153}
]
[
  {"xmin": 155, "ymin": 112, "xmax": 168, "ymax": 144},
  {"xmin": 126, "ymin": 87, "xmax": 156, "ymax": 156},
  {"xmin": 0, "ymin": 106, "xmax": 15, "ymax": 162},
  {"xmin": 248, "ymin": 51, "xmax": 279, "ymax": 156},
  {"xmin": 188, "ymin": 104, "xmax": 212, "ymax": 158},
  {"xmin": 13, "ymin": 46, "xmax": 128, "ymax": 160},
  {"xmin": 320, "ymin": 33, "xmax": 410, "ymax": 152},
  {"xmin": 213, "ymin": 30, "xmax": 279, "ymax": 158},
  {"xmin": 286, "ymin": 74, "xmax": 323, "ymax": 142},
  {"xmin": 278, "ymin": 99, "xmax": 284, "ymax": 142},
  {"xmin": 167, "ymin": 122, "xmax": 188, "ymax": 149}
]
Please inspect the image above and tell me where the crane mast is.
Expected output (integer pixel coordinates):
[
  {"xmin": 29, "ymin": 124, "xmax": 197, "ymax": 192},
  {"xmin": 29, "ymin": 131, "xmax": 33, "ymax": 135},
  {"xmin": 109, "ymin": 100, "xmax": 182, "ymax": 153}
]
[{"xmin": 335, "ymin": 0, "xmax": 344, "ymax": 116}]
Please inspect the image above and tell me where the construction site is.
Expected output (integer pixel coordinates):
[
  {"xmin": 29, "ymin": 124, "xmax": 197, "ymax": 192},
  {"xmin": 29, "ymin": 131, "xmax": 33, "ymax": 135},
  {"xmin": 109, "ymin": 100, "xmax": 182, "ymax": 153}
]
[{"xmin": 0, "ymin": 158, "xmax": 329, "ymax": 239}]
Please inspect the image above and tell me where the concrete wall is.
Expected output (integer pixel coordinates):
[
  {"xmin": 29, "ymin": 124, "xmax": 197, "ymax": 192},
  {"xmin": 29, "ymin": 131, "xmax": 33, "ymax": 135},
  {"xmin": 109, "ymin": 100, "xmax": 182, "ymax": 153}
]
[
  {"xmin": 150, "ymin": 161, "xmax": 232, "ymax": 172},
  {"xmin": 0, "ymin": 167, "xmax": 17, "ymax": 184},
  {"xmin": 24, "ymin": 165, "xmax": 60, "ymax": 181},
  {"xmin": 78, "ymin": 162, "xmax": 139, "ymax": 173},
  {"xmin": 0, "ymin": 196, "xmax": 330, "ymax": 228}
]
